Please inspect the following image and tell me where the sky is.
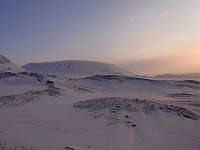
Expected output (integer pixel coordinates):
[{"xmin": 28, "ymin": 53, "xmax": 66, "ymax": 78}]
[{"xmin": 0, "ymin": 0, "xmax": 200, "ymax": 75}]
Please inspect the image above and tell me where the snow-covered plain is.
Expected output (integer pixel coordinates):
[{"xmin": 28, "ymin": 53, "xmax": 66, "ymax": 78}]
[{"xmin": 0, "ymin": 57, "xmax": 200, "ymax": 150}]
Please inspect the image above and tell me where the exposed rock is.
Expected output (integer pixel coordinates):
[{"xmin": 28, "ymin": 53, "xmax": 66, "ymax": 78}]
[
  {"xmin": 65, "ymin": 147, "xmax": 75, "ymax": 150},
  {"xmin": 74, "ymin": 97, "xmax": 200, "ymax": 120}
]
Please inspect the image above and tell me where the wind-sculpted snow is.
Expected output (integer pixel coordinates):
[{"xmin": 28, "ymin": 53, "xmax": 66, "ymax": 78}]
[
  {"xmin": 82, "ymin": 75, "xmax": 200, "ymax": 91},
  {"xmin": 83, "ymin": 75, "xmax": 160, "ymax": 83},
  {"xmin": 84, "ymin": 75, "xmax": 200, "ymax": 85},
  {"xmin": 74, "ymin": 97, "xmax": 200, "ymax": 120},
  {"xmin": 0, "ymin": 87, "xmax": 60, "ymax": 108},
  {"xmin": 0, "ymin": 72, "xmax": 60, "ymax": 107}
]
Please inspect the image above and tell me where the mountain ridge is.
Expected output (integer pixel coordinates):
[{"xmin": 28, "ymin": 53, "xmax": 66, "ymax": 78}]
[
  {"xmin": 155, "ymin": 73, "xmax": 200, "ymax": 78},
  {"xmin": 23, "ymin": 60, "xmax": 133, "ymax": 77}
]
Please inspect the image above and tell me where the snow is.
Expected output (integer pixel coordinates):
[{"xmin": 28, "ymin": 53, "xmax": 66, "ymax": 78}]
[
  {"xmin": 155, "ymin": 73, "xmax": 200, "ymax": 78},
  {"xmin": 0, "ymin": 85, "xmax": 46, "ymax": 97},
  {"xmin": 22, "ymin": 60, "xmax": 133, "ymax": 77},
  {"xmin": 0, "ymin": 55, "xmax": 25, "ymax": 73},
  {"xmin": 0, "ymin": 96, "xmax": 199, "ymax": 150},
  {"xmin": 0, "ymin": 58, "xmax": 200, "ymax": 150},
  {"xmin": 0, "ymin": 75, "xmax": 42, "ymax": 86},
  {"xmin": 0, "ymin": 74, "xmax": 47, "ymax": 96}
]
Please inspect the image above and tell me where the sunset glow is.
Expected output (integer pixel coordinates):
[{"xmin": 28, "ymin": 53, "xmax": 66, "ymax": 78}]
[{"xmin": 0, "ymin": 0, "xmax": 200, "ymax": 75}]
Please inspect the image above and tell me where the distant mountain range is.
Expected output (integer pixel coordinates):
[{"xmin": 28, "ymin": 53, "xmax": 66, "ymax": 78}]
[{"xmin": 1, "ymin": 54, "xmax": 199, "ymax": 79}]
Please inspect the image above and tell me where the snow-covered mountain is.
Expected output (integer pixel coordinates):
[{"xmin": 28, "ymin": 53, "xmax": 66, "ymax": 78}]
[
  {"xmin": 23, "ymin": 60, "xmax": 133, "ymax": 77},
  {"xmin": 1, "ymin": 57, "xmax": 200, "ymax": 150},
  {"xmin": 0, "ymin": 54, "xmax": 25, "ymax": 73}
]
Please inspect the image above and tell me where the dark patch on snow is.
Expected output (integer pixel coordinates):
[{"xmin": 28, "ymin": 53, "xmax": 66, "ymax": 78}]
[
  {"xmin": 0, "ymin": 86, "xmax": 60, "ymax": 108},
  {"xmin": 64, "ymin": 147, "xmax": 75, "ymax": 150},
  {"xmin": 82, "ymin": 75, "xmax": 161, "ymax": 83},
  {"xmin": 74, "ymin": 97, "xmax": 200, "ymax": 120},
  {"xmin": 18, "ymin": 72, "xmax": 44, "ymax": 83},
  {"xmin": 0, "ymin": 72, "xmax": 60, "ymax": 108},
  {"xmin": 74, "ymin": 97, "xmax": 157, "ymax": 113},
  {"xmin": 71, "ymin": 85, "xmax": 94, "ymax": 93},
  {"xmin": 178, "ymin": 80, "xmax": 200, "ymax": 84},
  {"xmin": 0, "ymin": 72, "xmax": 17, "ymax": 79},
  {"xmin": 168, "ymin": 93, "xmax": 199, "ymax": 98},
  {"xmin": 0, "ymin": 143, "xmax": 36, "ymax": 150},
  {"xmin": 77, "ymin": 87, "xmax": 94, "ymax": 92},
  {"xmin": 174, "ymin": 83, "xmax": 200, "ymax": 89},
  {"xmin": 188, "ymin": 103, "xmax": 200, "ymax": 107}
]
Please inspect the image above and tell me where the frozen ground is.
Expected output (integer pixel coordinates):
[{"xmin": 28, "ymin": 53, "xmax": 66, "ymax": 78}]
[{"xmin": 0, "ymin": 74, "xmax": 200, "ymax": 150}]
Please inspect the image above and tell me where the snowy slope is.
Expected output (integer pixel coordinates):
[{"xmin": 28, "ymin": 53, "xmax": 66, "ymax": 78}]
[
  {"xmin": 0, "ymin": 74, "xmax": 200, "ymax": 150},
  {"xmin": 1, "ymin": 57, "xmax": 200, "ymax": 150},
  {"xmin": 0, "ymin": 73, "xmax": 47, "ymax": 96},
  {"xmin": 155, "ymin": 73, "xmax": 200, "ymax": 79},
  {"xmin": 0, "ymin": 54, "xmax": 25, "ymax": 73},
  {"xmin": 22, "ymin": 60, "xmax": 133, "ymax": 77}
]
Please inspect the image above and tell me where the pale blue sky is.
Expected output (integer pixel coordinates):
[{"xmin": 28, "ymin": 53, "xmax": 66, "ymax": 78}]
[{"xmin": 1, "ymin": 0, "xmax": 200, "ymax": 75}]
